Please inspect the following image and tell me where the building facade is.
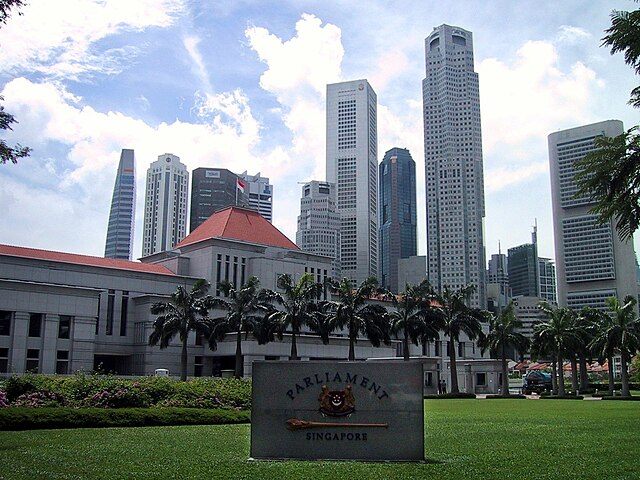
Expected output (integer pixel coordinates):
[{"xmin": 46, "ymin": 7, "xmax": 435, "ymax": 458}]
[
  {"xmin": 189, "ymin": 168, "xmax": 248, "ymax": 232},
  {"xmin": 295, "ymin": 181, "xmax": 341, "ymax": 279},
  {"xmin": 142, "ymin": 154, "xmax": 189, "ymax": 257},
  {"xmin": 379, "ymin": 147, "xmax": 417, "ymax": 293},
  {"xmin": 240, "ymin": 171, "xmax": 273, "ymax": 222},
  {"xmin": 548, "ymin": 120, "xmax": 638, "ymax": 310},
  {"xmin": 326, "ymin": 79, "xmax": 378, "ymax": 285},
  {"xmin": 538, "ymin": 257, "xmax": 557, "ymax": 304},
  {"xmin": 422, "ymin": 24, "xmax": 486, "ymax": 308},
  {"xmin": 508, "ymin": 243, "xmax": 539, "ymax": 297},
  {"xmin": 104, "ymin": 149, "xmax": 135, "ymax": 260}
]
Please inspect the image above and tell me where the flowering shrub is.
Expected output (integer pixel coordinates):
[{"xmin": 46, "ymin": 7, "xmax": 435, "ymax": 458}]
[
  {"xmin": 13, "ymin": 391, "xmax": 66, "ymax": 408},
  {"xmin": 82, "ymin": 385, "xmax": 150, "ymax": 408},
  {"xmin": 0, "ymin": 391, "xmax": 9, "ymax": 408}
]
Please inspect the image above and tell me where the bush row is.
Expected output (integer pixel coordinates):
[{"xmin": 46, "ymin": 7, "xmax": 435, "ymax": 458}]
[
  {"xmin": 0, "ymin": 407, "xmax": 250, "ymax": 431},
  {"xmin": 0, "ymin": 373, "xmax": 251, "ymax": 410},
  {"xmin": 424, "ymin": 392, "xmax": 476, "ymax": 399}
]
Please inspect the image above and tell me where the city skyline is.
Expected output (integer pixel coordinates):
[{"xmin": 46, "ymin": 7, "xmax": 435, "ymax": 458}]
[{"xmin": 1, "ymin": 1, "xmax": 639, "ymax": 266}]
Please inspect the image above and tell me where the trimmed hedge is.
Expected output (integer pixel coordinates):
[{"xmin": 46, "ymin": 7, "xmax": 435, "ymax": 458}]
[
  {"xmin": 485, "ymin": 394, "xmax": 527, "ymax": 399},
  {"xmin": 600, "ymin": 395, "xmax": 640, "ymax": 401},
  {"xmin": 0, "ymin": 407, "xmax": 251, "ymax": 431},
  {"xmin": 539, "ymin": 395, "xmax": 584, "ymax": 400},
  {"xmin": 424, "ymin": 392, "xmax": 476, "ymax": 399}
]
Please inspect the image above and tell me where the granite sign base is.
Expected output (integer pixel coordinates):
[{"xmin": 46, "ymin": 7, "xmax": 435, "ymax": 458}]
[{"xmin": 250, "ymin": 360, "xmax": 424, "ymax": 461}]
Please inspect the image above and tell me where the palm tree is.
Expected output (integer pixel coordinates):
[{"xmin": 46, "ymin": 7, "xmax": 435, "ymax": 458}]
[
  {"xmin": 209, "ymin": 276, "xmax": 274, "ymax": 378},
  {"xmin": 479, "ymin": 301, "xmax": 530, "ymax": 396},
  {"xmin": 590, "ymin": 295, "xmax": 640, "ymax": 397},
  {"xmin": 388, "ymin": 280, "xmax": 442, "ymax": 361},
  {"xmin": 149, "ymin": 279, "xmax": 215, "ymax": 381},
  {"xmin": 576, "ymin": 307, "xmax": 604, "ymax": 391},
  {"xmin": 433, "ymin": 285, "xmax": 486, "ymax": 394},
  {"xmin": 323, "ymin": 277, "xmax": 390, "ymax": 361},
  {"xmin": 264, "ymin": 273, "xmax": 324, "ymax": 361},
  {"xmin": 534, "ymin": 303, "xmax": 581, "ymax": 396}
]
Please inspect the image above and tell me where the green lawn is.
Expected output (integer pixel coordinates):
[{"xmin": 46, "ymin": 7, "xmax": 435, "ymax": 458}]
[{"xmin": 1, "ymin": 400, "xmax": 638, "ymax": 480}]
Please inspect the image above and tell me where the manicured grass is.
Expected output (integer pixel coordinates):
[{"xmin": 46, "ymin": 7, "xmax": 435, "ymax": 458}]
[{"xmin": 0, "ymin": 400, "xmax": 638, "ymax": 479}]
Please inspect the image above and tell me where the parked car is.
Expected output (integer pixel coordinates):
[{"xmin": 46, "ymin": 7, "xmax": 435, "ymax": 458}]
[{"xmin": 522, "ymin": 371, "xmax": 552, "ymax": 394}]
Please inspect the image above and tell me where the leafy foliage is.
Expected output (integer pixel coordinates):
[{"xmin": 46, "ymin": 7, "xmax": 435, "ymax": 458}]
[{"xmin": 603, "ymin": 8, "xmax": 640, "ymax": 107}]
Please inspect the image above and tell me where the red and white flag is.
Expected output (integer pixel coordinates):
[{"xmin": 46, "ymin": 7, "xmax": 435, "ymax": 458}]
[{"xmin": 237, "ymin": 179, "xmax": 246, "ymax": 193}]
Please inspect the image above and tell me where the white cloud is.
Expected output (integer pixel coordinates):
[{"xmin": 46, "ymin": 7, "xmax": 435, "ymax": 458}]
[
  {"xmin": 0, "ymin": 0, "xmax": 186, "ymax": 78},
  {"xmin": 484, "ymin": 162, "xmax": 548, "ymax": 193},
  {"xmin": 183, "ymin": 35, "xmax": 212, "ymax": 93},
  {"xmin": 557, "ymin": 25, "xmax": 591, "ymax": 44}
]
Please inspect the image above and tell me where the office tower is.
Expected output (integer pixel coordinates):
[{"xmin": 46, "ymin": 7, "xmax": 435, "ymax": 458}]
[
  {"xmin": 296, "ymin": 181, "xmax": 341, "ymax": 279},
  {"xmin": 326, "ymin": 79, "xmax": 378, "ymax": 285},
  {"xmin": 379, "ymin": 147, "xmax": 417, "ymax": 293},
  {"xmin": 189, "ymin": 168, "xmax": 248, "ymax": 232},
  {"xmin": 104, "ymin": 149, "xmax": 135, "ymax": 260},
  {"xmin": 142, "ymin": 153, "xmax": 189, "ymax": 257},
  {"xmin": 538, "ymin": 257, "xmax": 557, "ymax": 304},
  {"xmin": 549, "ymin": 120, "xmax": 637, "ymax": 310},
  {"xmin": 487, "ymin": 250, "xmax": 508, "ymax": 287},
  {"xmin": 508, "ymin": 243, "xmax": 539, "ymax": 297},
  {"xmin": 239, "ymin": 171, "xmax": 273, "ymax": 222},
  {"xmin": 423, "ymin": 24, "xmax": 486, "ymax": 308}
]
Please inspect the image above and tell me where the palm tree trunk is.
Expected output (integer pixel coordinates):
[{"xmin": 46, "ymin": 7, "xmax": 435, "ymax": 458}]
[
  {"xmin": 448, "ymin": 339, "xmax": 459, "ymax": 394},
  {"xmin": 579, "ymin": 355, "xmax": 589, "ymax": 391},
  {"xmin": 557, "ymin": 353, "xmax": 565, "ymax": 396},
  {"xmin": 620, "ymin": 352, "xmax": 630, "ymax": 397},
  {"xmin": 403, "ymin": 328, "xmax": 410, "ymax": 361},
  {"xmin": 500, "ymin": 348, "xmax": 509, "ymax": 396},
  {"xmin": 551, "ymin": 360, "xmax": 558, "ymax": 395},
  {"xmin": 234, "ymin": 327, "xmax": 243, "ymax": 378},
  {"xmin": 607, "ymin": 355, "xmax": 615, "ymax": 395},
  {"xmin": 181, "ymin": 334, "xmax": 188, "ymax": 382},
  {"xmin": 290, "ymin": 326, "xmax": 299, "ymax": 360},
  {"xmin": 570, "ymin": 356, "xmax": 579, "ymax": 393}
]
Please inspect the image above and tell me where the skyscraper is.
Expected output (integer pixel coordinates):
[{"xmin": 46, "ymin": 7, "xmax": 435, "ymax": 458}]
[
  {"xmin": 508, "ymin": 243, "xmax": 539, "ymax": 297},
  {"xmin": 189, "ymin": 168, "xmax": 248, "ymax": 232},
  {"xmin": 423, "ymin": 24, "xmax": 486, "ymax": 308},
  {"xmin": 549, "ymin": 120, "xmax": 637, "ymax": 310},
  {"xmin": 296, "ymin": 181, "xmax": 341, "ymax": 279},
  {"xmin": 326, "ymin": 79, "xmax": 378, "ymax": 285},
  {"xmin": 142, "ymin": 153, "xmax": 189, "ymax": 257},
  {"xmin": 104, "ymin": 149, "xmax": 135, "ymax": 260},
  {"xmin": 379, "ymin": 147, "xmax": 417, "ymax": 293},
  {"xmin": 239, "ymin": 171, "xmax": 273, "ymax": 222},
  {"xmin": 538, "ymin": 257, "xmax": 557, "ymax": 304}
]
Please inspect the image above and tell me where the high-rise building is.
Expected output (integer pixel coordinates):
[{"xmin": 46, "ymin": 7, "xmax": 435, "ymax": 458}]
[
  {"xmin": 239, "ymin": 171, "xmax": 273, "ymax": 222},
  {"xmin": 548, "ymin": 120, "xmax": 637, "ymax": 310},
  {"xmin": 508, "ymin": 243, "xmax": 539, "ymax": 297},
  {"xmin": 296, "ymin": 181, "xmax": 341, "ymax": 279},
  {"xmin": 104, "ymin": 149, "xmax": 135, "ymax": 260},
  {"xmin": 189, "ymin": 168, "xmax": 248, "ymax": 232},
  {"xmin": 326, "ymin": 79, "xmax": 378, "ymax": 285},
  {"xmin": 487, "ymin": 250, "xmax": 508, "ymax": 287},
  {"xmin": 379, "ymin": 147, "xmax": 417, "ymax": 293},
  {"xmin": 422, "ymin": 24, "xmax": 486, "ymax": 308},
  {"xmin": 538, "ymin": 257, "xmax": 557, "ymax": 304},
  {"xmin": 142, "ymin": 153, "xmax": 189, "ymax": 257}
]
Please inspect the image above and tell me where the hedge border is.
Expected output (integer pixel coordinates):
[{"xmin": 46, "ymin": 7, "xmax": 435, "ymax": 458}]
[
  {"xmin": 424, "ymin": 392, "xmax": 477, "ymax": 399},
  {"xmin": 0, "ymin": 407, "xmax": 251, "ymax": 431}
]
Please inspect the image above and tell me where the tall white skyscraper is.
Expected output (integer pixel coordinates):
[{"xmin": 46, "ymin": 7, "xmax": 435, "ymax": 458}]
[
  {"xmin": 239, "ymin": 171, "xmax": 273, "ymax": 222},
  {"xmin": 423, "ymin": 25, "xmax": 486, "ymax": 307},
  {"xmin": 142, "ymin": 153, "xmax": 189, "ymax": 257},
  {"xmin": 296, "ymin": 181, "xmax": 341, "ymax": 279},
  {"xmin": 326, "ymin": 79, "xmax": 378, "ymax": 284},
  {"xmin": 548, "ymin": 120, "xmax": 637, "ymax": 310}
]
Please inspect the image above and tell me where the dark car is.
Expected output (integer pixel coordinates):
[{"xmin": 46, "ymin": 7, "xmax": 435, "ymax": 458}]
[{"xmin": 522, "ymin": 371, "xmax": 552, "ymax": 394}]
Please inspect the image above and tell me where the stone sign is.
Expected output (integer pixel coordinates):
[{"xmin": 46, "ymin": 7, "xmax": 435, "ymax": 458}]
[{"xmin": 250, "ymin": 360, "xmax": 424, "ymax": 461}]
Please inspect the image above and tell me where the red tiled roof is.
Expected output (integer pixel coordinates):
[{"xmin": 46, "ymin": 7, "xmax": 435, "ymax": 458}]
[
  {"xmin": 177, "ymin": 207, "xmax": 300, "ymax": 251},
  {"xmin": 0, "ymin": 244, "xmax": 176, "ymax": 276}
]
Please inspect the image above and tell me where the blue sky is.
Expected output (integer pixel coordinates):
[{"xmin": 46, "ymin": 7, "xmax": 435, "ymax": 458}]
[{"xmin": 1, "ymin": 0, "xmax": 639, "ymax": 265}]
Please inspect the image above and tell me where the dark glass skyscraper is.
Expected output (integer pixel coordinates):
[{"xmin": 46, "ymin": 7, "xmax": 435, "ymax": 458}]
[
  {"xmin": 104, "ymin": 149, "xmax": 135, "ymax": 260},
  {"xmin": 379, "ymin": 147, "xmax": 417, "ymax": 293}
]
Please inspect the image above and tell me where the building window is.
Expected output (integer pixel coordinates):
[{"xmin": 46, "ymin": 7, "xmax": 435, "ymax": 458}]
[
  {"xmin": 458, "ymin": 341, "xmax": 465, "ymax": 358},
  {"xmin": 194, "ymin": 356, "xmax": 203, "ymax": 377},
  {"xmin": 434, "ymin": 340, "xmax": 441, "ymax": 357},
  {"xmin": 58, "ymin": 315, "xmax": 72, "ymax": 339},
  {"xmin": 56, "ymin": 350, "xmax": 69, "ymax": 374},
  {"xmin": 26, "ymin": 349, "xmax": 40, "ymax": 372},
  {"xmin": 0, "ymin": 347, "xmax": 8, "ymax": 373},
  {"xmin": 476, "ymin": 372, "xmax": 487, "ymax": 387},
  {"xmin": 28, "ymin": 313, "xmax": 43, "ymax": 338},
  {"xmin": 424, "ymin": 371, "xmax": 433, "ymax": 387},
  {"xmin": 0, "ymin": 311, "xmax": 11, "ymax": 336},
  {"xmin": 120, "ymin": 292, "xmax": 129, "ymax": 336},
  {"xmin": 106, "ymin": 290, "xmax": 115, "ymax": 335}
]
